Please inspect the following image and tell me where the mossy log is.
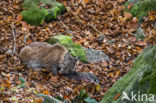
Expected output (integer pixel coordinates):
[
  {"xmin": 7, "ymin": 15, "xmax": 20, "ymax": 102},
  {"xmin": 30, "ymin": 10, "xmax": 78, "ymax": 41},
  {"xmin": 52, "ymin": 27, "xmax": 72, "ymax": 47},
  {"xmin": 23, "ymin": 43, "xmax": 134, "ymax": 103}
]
[{"xmin": 101, "ymin": 45, "xmax": 156, "ymax": 103}]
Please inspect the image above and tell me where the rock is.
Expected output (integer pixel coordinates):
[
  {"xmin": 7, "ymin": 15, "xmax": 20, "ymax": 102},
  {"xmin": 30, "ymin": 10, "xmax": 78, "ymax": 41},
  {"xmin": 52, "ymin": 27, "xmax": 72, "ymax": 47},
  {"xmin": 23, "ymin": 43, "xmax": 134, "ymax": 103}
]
[
  {"xmin": 84, "ymin": 47, "xmax": 110, "ymax": 63},
  {"xmin": 134, "ymin": 26, "xmax": 146, "ymax": 40},
  {"xmin": 101, "ymin": 45, "xmax": 156, "ymax": 103},
  {"xmin": 97, "ymin": 36, "xmax": 105, "ymax": 43}
]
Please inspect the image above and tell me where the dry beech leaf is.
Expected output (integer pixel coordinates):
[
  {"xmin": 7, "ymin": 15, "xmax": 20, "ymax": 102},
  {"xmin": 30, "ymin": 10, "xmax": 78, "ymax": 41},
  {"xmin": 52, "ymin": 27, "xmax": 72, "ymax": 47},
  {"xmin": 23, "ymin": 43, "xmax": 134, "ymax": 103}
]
[
  {"xmin": 42, "ymin": 91, "xmax": 49, "ymax": 95},
  {"xmin": 132, "ymin": 17, "xmax": 138, "ymax": 23},
  {"xmin": 76, "ymin": 38, "xmax": 86, "ymax": 44},
  {"xmin": 26, "ymin": 39, "xmax": 33, "ymax": 45},
  {"xmin": 101, "ymin": 61, "xmax": 108, "ymax": 66},
  {"xmin": 106, "ymin": 47, "xmax": 115, "ymax": 54},
  {"xmin": 35, "ymin": 98, "xmax": 43, "ymax": 103},
  {"xmin": 118, "ymin": 6, "xmax": 125, "ymax": 11},
  {"xmin": 118, "ymin": 16, "xmax": 126, "ymax": 23},
  {"xmin": 13, "ymin": 4, "xmax": 20, "ymax": 9},
  {"xmin": 84, "ymin": 0, "xmax": 90, "ymax": 4},
  {"xmin": 136, "ymin": 46, "xmax": 141, "ymax": 51},
  {"xmin": 16, "ymin": 14, "xmax": 23, "ymax": 22},
  {"xmin": 128, "ymin": 37, "xmax": 136, "ymax": 42},
  {"xmin": 0, "ymin": 55, "xmax": 6, "ymax": 62},
  {"xmin": 118, "ymin": 0, "xmax": 125, "ymax": 3},
  {"xmin": 115, "ymin": 70, "xmax": 120, "ymax": 76},
  {"xmin": 137, "ymin": 41, "xmax": 147, "ymax": 46},
  {"xmin": 63, "ymin": 95, "xmax": 69, "ymax": 99},
  {"xmin": 1, "ymin": 79, "xmax": 11, "ymax": 88},
  {"xmin": 96, "ymin": 84, "xmax": 101, "ymax": 92},
  {"xmin": 20, "ymin": 21, "xmax": 28, "ymax": 28},
  {"xmin": 83, "ymin": 42, "xmax": 89, "ymax": 47},
  {"xmin": 149, "ymin": 15, "xmax": 155, "ymax": 21},
  {"xmin": 107, "ymin": 73, "xmax": 114, "ymax": 77},
  {"xmin": 113, "ymin": 93, "xmax": 121, "ymax": 100},
  {"xmin": 124, "ymin": 11, "xmax": 132, "ymax": 20},
  {"xmin": 50, "ymin": 76, "xmax": 58, "ymax": 82},
  {"xmin": 16, "ymin": 66, "xmax": 24, "ymax": 69},
  {"xmin": 127, "ymin": 3, "xmax": 133, "ymax": 10}
]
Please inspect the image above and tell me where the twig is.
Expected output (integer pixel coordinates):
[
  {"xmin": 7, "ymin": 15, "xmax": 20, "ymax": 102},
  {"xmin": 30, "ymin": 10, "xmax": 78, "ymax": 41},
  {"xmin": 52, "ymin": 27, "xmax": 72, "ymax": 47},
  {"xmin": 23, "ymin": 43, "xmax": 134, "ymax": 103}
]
[
  {"xmin": 58, "ymin": 17, "xmax": 69, "ymax": 30},
  {"xmin": 89, "ymin": 24, "xmax": 104, "ymax": 35},
  {"xmin": 11, "ymin": 23, "xmax": 16, "ymax": 56},
  {"xmin": 66, "ymin": 7, "xmax": 104, "ymax": 36}
]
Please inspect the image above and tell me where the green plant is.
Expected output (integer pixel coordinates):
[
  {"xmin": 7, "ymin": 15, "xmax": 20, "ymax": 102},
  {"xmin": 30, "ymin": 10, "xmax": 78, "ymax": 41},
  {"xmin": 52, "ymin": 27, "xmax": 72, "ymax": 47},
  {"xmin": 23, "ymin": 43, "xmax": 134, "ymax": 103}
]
[{"xmin": 73, "ymin": 89, "xmax": 97, "ymax": 103}]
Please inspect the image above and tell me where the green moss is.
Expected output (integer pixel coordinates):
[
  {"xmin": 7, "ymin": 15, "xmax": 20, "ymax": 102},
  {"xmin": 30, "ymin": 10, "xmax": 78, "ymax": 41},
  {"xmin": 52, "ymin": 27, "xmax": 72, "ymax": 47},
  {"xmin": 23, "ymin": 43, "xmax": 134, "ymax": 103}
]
[
  {"xmin": 47, "ymin": 34, "xmax": 88, "ymax": 62},
  {"xmin": 45, "ymin": 6, "xmax": 60, "ymax": 22},
  {"xmin": 21, "ymin": 0, "xmax": 66, "ymax": 25},
  {"xmin": 150, "ymin": 70, "xmax": 156, "ymax": 94},
  {"xmin": 22, "ymin": 0, "xmax": 39, "ymax": 8},
  {"xmin": 101, "ymin": 45, "xmax": 156, "ymax": 103},
  {"xmin": 136, "ymin": 45, "xmax": 156, "ymax": 94},
  {"xmin": 139, "ymin": 66, "xmax": 156, "ymax": 94},
  {"xmin": 21, "ymin": 7, "xmax": 48, "ymax": 25},
  {"xmin": 45, "ymin": 1, "xmax": 66, "ymax": 22},
  {"xmin": 125, "ymin": 0, "xmax": 156, "ymax": 20}
]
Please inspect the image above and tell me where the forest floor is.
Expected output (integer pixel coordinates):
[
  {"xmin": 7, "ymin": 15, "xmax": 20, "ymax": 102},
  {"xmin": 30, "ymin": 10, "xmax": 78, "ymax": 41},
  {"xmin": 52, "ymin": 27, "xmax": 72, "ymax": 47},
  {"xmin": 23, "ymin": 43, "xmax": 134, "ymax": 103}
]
[{"xmin": 0, "ymin": 0, "xmax": 155, "ymax": 102}]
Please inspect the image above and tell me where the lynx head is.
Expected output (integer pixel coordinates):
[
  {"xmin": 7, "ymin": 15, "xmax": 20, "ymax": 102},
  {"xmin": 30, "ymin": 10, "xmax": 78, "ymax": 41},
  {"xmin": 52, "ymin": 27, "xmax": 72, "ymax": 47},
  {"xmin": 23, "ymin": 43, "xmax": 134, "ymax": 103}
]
[{"xmin": 59, "ymin": 52, "xmax": 79, "ymax": 74}]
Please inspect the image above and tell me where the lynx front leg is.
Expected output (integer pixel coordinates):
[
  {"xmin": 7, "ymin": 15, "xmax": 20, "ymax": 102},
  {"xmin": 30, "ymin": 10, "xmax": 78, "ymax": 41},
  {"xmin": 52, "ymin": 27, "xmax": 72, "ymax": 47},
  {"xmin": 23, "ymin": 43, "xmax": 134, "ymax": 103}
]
[{"xmin": 49, "ymin": 65, "xmax": 58, "ymax": 75}]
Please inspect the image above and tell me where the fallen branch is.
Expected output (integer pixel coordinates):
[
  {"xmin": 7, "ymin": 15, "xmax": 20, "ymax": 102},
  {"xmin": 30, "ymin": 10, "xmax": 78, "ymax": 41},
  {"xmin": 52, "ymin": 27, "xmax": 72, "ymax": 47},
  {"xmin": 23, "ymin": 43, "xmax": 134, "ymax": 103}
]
[
  {"xmin": 58, "ymin": 17, "xmax": 69, "ymax": 30},
  {"xmin": 11, "ymin": 23, "xmax": 16, "ymax": 56}
]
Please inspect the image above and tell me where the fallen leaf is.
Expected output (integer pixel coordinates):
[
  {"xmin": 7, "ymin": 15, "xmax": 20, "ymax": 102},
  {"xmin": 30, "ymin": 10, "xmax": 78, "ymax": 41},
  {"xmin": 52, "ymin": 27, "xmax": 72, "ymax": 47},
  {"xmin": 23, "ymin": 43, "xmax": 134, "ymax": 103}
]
[
  {"xmin": 115, "ymin": 70, "xmax": 120, "ymax": 76},
  {"xmin": 118, "ymin": 0, "xmax": 125, "ymax": 3},
  {"xmin": 137, "ymin": 41, "xmax": 147, "ymax": 46},
  {"xmin": 107, "ymin": 73, "xmax": 114, "ymax": 77},
  {"xmin": 76, "ymin": 38, "xmax": 86, "ymax": 44},
  {"xmin": 26, "ymin": 39, "xmax": 32, "ymax": 45},
  {"xmin": 113, "ymin": 93, "xmax": 121, "ymax": 100},
  {"xmin": 42, "ymin": 91, "xmax": 49, "ymax": 95},
  {"xmin": 16, "ymin": 14, "xmax": 23, "ymax": 22},
  {"xmin": 20, "ymin": 21, "xmax": 28, "ymax": 28},
  {"xmin": 50, "ymin": 76, "xmax": 58, "ymax": 82},
  {"xmin": 96, "ymin": 84, "xmax": 101, "ymax": 92},
  {"xmin": 106, "ymin": 47, "xmax": 115, "ymax": 53},
  {"xmin": 127, "ymin": 3, "xmax": 133, "ymax": 10},
  {"xmin": 1, "ymin": 79, "xmax": 11, "ymax": 88},
  {"xmin": 84, "ymin": 0, "xmax": 90, "ymax": 4},
  {"xmin": 132, "ymin": 17, "xmax": 138, "ymax": 23},
  {"xmin": 16, "ymin": 66, "xmax": 24, "ymax": 69},
  {"xmin": 13, "ymin": 4, "xmax": 20, "ymax": 9},
  {"xmin": 35, "ymin": 98, "xmax": 43, "ymax": 103},
  {"xmin": 124, "ymin": 11, "xmax": 132, "ymax": 20}
]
